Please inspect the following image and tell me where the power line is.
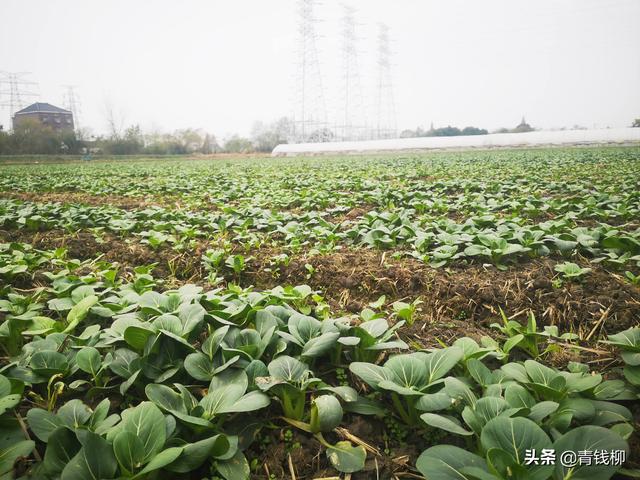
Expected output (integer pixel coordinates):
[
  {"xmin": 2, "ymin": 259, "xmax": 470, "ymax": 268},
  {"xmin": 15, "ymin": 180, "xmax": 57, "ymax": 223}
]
[
  {"xmin": 292, "ymin": 0, "xmax": 328, "ymax": 143},
  {"xmin": 62, "ymin": 85, "xmax": 81, "ymax": 129},
  {"xmin": 336, "ymin": 4, "xmax": 367, "ymax": 141},
  {"xmin": 374, "ymin": 23, "xmax": 397, "ymax": 139},
  {"xmin": 0, "ymin": 71, "xmax": 39, "ymax": 129}
]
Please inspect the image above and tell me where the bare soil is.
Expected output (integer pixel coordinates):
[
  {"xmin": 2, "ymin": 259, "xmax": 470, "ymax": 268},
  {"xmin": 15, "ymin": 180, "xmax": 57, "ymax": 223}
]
[
  {"xmin": 244, "ymin": 248, "xmax": 640, "ymax": 336},
  {"xmin": 4, "ymin": 228, "xmax": 638, "ymax": 341},
  {"xmin": 0, "ymin": 191, "xmax": 179, "ymax": 210}
]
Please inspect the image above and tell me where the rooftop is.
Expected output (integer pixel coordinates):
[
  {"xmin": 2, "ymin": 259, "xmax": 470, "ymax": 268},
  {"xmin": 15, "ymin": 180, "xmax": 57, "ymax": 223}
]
[{"xmin": 14, "ymin": 102, "xmax": 72, "ymax": 115}]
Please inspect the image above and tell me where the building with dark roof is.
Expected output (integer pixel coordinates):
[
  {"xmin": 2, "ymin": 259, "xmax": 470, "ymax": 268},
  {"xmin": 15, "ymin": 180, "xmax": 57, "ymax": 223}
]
[{"xmin": 12, "ymin": 102, "xmax": 74, "ymax": 132}]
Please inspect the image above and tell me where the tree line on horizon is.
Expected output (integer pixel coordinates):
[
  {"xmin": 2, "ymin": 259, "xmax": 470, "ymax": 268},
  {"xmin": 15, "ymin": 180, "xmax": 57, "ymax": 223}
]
[{"xmin": 1, "ymin": 116, "xmax": 638, "ymax": 156}]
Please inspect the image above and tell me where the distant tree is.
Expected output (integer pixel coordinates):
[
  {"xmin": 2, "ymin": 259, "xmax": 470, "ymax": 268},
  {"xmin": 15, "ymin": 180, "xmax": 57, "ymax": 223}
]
[
  {"xmin": 461, "ymin": 126, "xmax": 488, "ymax": 136},
  {"xmin": 306, "ymin": 128, "xmax": 334, "ymax": 143},
  {"xmin": 223, "ymin": 135, "xmax": 254, "ymax": 153},
  {"xmin": 103, "ymin": 98, "xmax": 126, "ymax": 140},
  {"xmin": 426, "ymin": 125, "xmax": 462, "ymax": 137},
  {"xmin": 75, "ymin": 127, "xmax": 94, "ymax": 142},
  {"xmin": 4, "ymin": 118, "xmax": 84, "ymax": 154},
  {"xmin": 633, "ymin": 118, "xmax": 640, "ymax": 128},
  {"xmin": 400, "ymin": 129, "xmax": 417, "ymax": 138},
  {"xmin": 175, "ymin": 128, "xmax": 204, "ymax": 153},
  {"xmin": 251, "ymin": 117, "xmax": 291, "ymax": 152},
  {"xmin": 100, "ymin": 124, "xmax": 144, "ymax": 155},
  {"xmin": 201, "ymin": 133, "xmax": 220, "ymax": 154},
  {"xmin": 400, "ymin": 125, "xmax": 487, "ymax": 138},
  {"xmin": 512, "ymin": 117, "xmax": 534, "ymax": 133},
  {"xmin": 0, "ymin": 129, "xmax": 11, "ymax": 154}
]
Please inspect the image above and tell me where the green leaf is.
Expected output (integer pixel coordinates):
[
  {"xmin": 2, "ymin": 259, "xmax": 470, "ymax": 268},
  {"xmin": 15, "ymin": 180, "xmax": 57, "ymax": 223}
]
[
  {"xmin": 200, "ymin": 369, "xmax": 269, "ymax": 416},
  {"xmin": 343, "ymin": 396, "xmax": 385, "ymax": 416},
  {"xmin": 553, "ymin": 426, "xmax": 628, "ymax": 480},
  {"xmin": 319, "ymin": 385, "xmax": 358, "ymax": 402},
  {"xmin": 109, "ymin": 348, "xmax": 140, "ymax": 378},
  {"xmin": 421, "ymin": 413, "xmax": 473, "ymax": 436},
  {"xmin": 113, "ymin": 430, "xmax": 145, "ymax": 473},
  {"xmin": 503, "ymin": 333, "xmax": 524, "ymax": 353},
  {"xmin": 0, "ymin": 440, "xmax": 35, "ymax": 477},
  {"xmin": 123, "ymin": 325, "xmax": 155, "ymax": 351},
  {"xmin": 118, "ymin": 402, "xmax": 166, "ymax": 463},
  {"xmin": 486, "ymin": 447, "xmax": 521, "ymax": 480},
  {"xmin": 63, "ymin": 295, "xmax": 98, "ymax": 334},
  {"xmin": 89, "ymin": 398, "xmax": 111, "ymax": 429},
  {"xmin": 468, "ymin": 397, "xmax": 511, "ymax": 430},
  {"xmin": 416, "ymin": 445, "xmax": 489, "ymax": 480},
  {"xmin": 384, "ymin": 353, "xmax": 428, "ymax": 388},
  {"xmin": 200, "ymin": 370, "xmax": 247, "ymax": 417},
  {"xmin": 501, "ymin": 362, "xmax": 529, "ymax": 383},
  {"xmin": 310, "ymin": 395, "xmax": 343, "ymax": 433},
  {"xmin": 61, "ymin": 432, "xmax": 117, "ymax": 480},
  {"xmin": 167, "ymin": 434, "xmax": 230, "ymax": 473},
  {"xmin": 178, "ymin": 302, "xmax": 205, "ymax": 335},
  {"xmin": 467, "ymin": 358, "xmax": 494, "ymax": 387},
  {"xmin": 504, "ymin": 384, "xmax": 535, "ymax": 409},
  {"xmin": 425, "ymin": 347, "xmax": 464, "ymax": 383},
  {"xmin": 184, "ymin": 352, "xmax": 218, "ymax": 381},
  {"xmin": 622, "ymin": 351, "xmax": 640, "ymax": 366},
  {"xmin": 26, "ymin": 408, "xmax": 63, "ymax": 442},
  {"xmin": 29, "ymin": 350, "xmax": 69, "ymax": 376},
  {"xmin": 623, "ymin": 365, "xmax": 640, "ymax": 386},
  {"xmin": 480, "ymin": 416, "xmax": 553, "ymax": 480},
  {"xmin": 528, "ymin": 401, "xmax": 559, "ymax": 422},
  {"xmin": 267, "ymin": 355, "xmax": 310, "ymax": 382},
  {"xmin": 349, "ymin": 362, "xmax": 391, "ymax": 389},
  {"xmin": 225, "ymin": 390, "xmax": 271, "ymax": 413},
  {"xmin": 0, "ymin": 394, "xmax": 20, "ymax": 416},
  {"xmin": 591, "ymin": 400, "xmax": 632, "ymax": 426},
  {"xmin": 71, "ymin": 285, "xmax": 95, "ymax": 304},
  {"xmin": 216, "ymin": 450, "xmax": 250, "ymax": 480},
  {"xmin": 58, "ymin": 399, "xmax": 92, "ymax": 429},
  {"xmin": 153, "ymin": 314, "xmax": 182, "ymax": 336},
  {"xmin": 301, "ymin": 332, "xmax": 340, "ymax": 358},
  {"xmin": 0, "ymin": 376, "xmax": 11, "ymax": 398},
  {"xmin": 603, "ymin": 327, "xmax": 640, "ymax": 351},
  {"xmin": 415, "ymin": 391, "xmax": 452, "ymax": 412},
  {"xmin": 444, "ymin": 377, "xmax": 477, "ymax": 406},
  {"xmin": 75, "ymin": 347, "xmax": 102, "ymax": 377},
  {"xmin": 326, "ymin": 440, "xmax": 366, "ymax": 473},
  {"xmin": 132, "ymin": 447, "xmax": 183, "ymax": 478},
  {"xmin": 202, "ymin": 326, "xmax": 230, "ymax": 357},
  {"xmin": 41, "ymin": 428, "xmax": 80, "ymax": 476},
  {"xmin": 120, "ymin": 369, "xmax": 141, "ymax": 395},
  {"xmin": 145, "ymin": 383, "xmax": 186, "ymax": 414}
]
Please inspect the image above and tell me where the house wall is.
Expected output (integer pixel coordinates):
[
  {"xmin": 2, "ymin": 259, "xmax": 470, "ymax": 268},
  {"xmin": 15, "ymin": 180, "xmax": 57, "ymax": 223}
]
[{"xmin": 13, "ymin": 111, "xmax": 74, "ymax": 132}]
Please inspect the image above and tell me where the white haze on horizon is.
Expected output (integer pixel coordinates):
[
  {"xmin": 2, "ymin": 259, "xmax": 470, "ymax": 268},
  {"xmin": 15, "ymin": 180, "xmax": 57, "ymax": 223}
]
[{"xmin": 1, "ymin": 0, "xmax": 639, "ymax": 139}]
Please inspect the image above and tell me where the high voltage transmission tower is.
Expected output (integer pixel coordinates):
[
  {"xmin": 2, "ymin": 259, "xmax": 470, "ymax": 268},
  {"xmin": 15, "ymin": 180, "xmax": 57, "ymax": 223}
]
[
  {"xmin": 62, "ymin": 85, "xmax": 81, "ymax": 129},
  {"xmin": 0, "ymin": 72, "xmax": 39, "ymax": 130},
  {"xmin": 337, "ymin": 4, "xmax": 367, "ymax": 141},
  {"xmin": 374, "ymin": 23, "xmax": 397, "ymax": 139},
  {"xmin": 292, "ymin": 0, "xmax": 328, "ymax": 143}
]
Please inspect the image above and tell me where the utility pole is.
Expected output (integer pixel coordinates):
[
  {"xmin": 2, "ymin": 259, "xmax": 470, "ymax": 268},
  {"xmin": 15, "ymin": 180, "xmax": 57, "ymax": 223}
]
[
  {"xmin": 62, "ymin": 85, "xmax": 81, "ymax": 129},
  {"xmin": 339, "ymin": 4, "xmax": 365, "ymax": 141},
  {"xmin": 0, "ymin": 72, "xmax": 39, "ymax": 130},
  {"xmin": 374, "ymin": 24, "xmax": 397, "ymax": 139},
  {"xmin": 293, "ymin": 0, "xmax": 327, "ymax": 143}
]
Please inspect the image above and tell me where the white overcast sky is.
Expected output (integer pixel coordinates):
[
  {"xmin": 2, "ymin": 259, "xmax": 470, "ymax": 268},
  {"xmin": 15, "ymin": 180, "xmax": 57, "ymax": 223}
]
[{"xmin": 1, "ymin": 0, "xmax": 639, "ymax": 138}]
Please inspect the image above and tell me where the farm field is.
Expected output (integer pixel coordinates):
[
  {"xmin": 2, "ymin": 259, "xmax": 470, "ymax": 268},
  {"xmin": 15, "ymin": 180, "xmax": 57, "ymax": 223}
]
[{"xmin": 1, "ymin": 146, "xmax": 639, "ymax": 479}]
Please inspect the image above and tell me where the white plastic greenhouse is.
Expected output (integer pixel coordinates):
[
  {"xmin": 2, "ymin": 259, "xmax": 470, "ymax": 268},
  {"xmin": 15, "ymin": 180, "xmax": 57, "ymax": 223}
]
[{"xmin": 271, "ymin": 128, "xmax": 640, "ymax": 156}]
